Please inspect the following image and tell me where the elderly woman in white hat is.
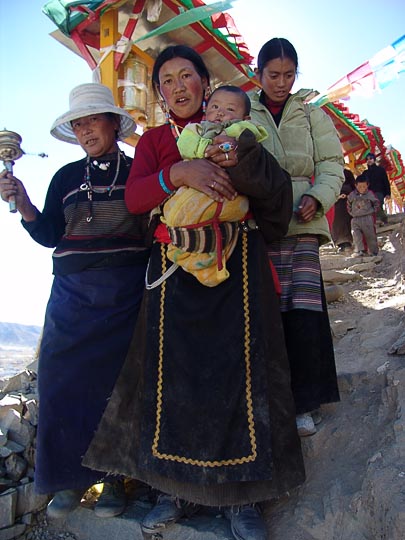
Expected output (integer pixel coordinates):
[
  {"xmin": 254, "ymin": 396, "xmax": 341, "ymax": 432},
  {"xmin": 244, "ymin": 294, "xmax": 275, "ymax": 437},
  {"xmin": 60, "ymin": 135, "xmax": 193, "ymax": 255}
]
[{"xmin": 0, "ymin": 83, "xmax": 149, "ymax": 519}]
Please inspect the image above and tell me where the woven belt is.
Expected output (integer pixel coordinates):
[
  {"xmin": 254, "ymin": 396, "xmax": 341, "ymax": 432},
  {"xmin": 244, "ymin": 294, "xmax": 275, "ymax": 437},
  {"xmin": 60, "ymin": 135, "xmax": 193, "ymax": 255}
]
[{"xmin": 167, "ymin": 221, "xmax": 239, "ymax": 254}]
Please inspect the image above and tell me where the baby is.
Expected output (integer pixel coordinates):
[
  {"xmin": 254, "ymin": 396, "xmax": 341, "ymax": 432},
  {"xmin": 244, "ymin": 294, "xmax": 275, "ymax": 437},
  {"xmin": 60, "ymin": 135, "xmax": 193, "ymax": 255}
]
[{"xmin": 163, "ymin": 85, "xmax": 268, "ymax": 287}]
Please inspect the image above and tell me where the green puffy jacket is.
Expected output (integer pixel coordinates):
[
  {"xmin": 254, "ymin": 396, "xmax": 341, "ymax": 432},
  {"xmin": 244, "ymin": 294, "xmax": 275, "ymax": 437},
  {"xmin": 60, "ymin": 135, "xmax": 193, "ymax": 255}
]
[{"xmin": 250, "ymin": 89, "xmax": 344, "ymax": 244}]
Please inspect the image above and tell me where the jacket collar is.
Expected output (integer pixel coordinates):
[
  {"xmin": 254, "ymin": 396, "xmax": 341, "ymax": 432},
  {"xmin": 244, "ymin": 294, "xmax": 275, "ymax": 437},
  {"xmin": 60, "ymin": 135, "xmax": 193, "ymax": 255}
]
[{"xmin": 250, "ymin": 88, "xmax": 318, "ymax": 109}]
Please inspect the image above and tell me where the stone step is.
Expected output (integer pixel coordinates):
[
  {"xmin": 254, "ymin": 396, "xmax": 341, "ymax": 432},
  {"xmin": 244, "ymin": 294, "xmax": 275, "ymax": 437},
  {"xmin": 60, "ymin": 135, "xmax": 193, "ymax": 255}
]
[
  {"xmin": 321, "ymin": 253, "xmax": 382, "ymax": 272},
  {"xmin": 60, "ymin": 501, "xmax": 234, "ymax": 540}
]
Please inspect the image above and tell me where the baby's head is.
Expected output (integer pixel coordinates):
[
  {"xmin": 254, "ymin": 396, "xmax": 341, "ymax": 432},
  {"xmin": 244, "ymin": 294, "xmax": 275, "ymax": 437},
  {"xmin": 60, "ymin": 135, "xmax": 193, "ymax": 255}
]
[
  {"xmin": 206, "ymin": 85, "xmax": 251, "ymax": 123},
  {"xmin": 355, "ymin": 177, "xmax": 369, "ymax": 195}
]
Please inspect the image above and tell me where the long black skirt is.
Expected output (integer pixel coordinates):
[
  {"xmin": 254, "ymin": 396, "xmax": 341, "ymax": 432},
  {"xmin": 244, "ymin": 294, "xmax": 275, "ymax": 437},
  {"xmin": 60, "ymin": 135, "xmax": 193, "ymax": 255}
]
[
  {"xmin": 35, "ymin": 264, "xmax": 146, "ymax": 494},
  {"xmin": 84, "ymin": 232, "xmax": 305, "ymax": 506},
  {"xmin": 281, "ymin": 290, "xmax": 341, "ymax": 415},
  {"xmin": 267, "ymin": 235, "xmax": 340, "ymax": 414}
]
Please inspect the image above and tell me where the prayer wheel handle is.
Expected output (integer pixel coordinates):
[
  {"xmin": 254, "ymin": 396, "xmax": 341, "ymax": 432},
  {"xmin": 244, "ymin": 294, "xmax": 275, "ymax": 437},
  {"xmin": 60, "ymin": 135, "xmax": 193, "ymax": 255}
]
[{"xmin": 0, "ymin": 130, "xmax": 24, "ymax": 213}]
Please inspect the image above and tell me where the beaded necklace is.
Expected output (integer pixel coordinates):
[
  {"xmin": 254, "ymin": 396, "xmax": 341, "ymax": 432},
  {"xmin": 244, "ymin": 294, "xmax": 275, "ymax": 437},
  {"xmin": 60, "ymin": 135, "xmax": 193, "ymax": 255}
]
[
  {"xmin": 80, "ymin": 151, "xmax": 122, "ymax": 222},
  {"xmin": 167, "ymin": 117, "xmax": 183, "ymax": 141},
  {"xmin": 81, "ymin": 151, "xmax": 122, "ymax": 195},
  {"xmin": 165, "ymin": 102, "xmax": 205, "ymax": 141}
]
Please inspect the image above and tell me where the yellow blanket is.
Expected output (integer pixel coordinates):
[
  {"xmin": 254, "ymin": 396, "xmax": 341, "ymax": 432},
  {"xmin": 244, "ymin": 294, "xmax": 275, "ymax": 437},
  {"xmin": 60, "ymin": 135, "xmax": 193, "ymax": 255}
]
[{"xmin": 162, "ymin": 186, "xmax": 248, "ymax": 286}]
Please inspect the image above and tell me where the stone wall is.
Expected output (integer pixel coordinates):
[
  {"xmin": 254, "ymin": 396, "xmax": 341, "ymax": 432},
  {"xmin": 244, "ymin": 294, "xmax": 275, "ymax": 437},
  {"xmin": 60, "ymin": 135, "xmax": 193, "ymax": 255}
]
[{"xmin": 0, "ymin": 370, "xmax": 48, "ymax": 539}]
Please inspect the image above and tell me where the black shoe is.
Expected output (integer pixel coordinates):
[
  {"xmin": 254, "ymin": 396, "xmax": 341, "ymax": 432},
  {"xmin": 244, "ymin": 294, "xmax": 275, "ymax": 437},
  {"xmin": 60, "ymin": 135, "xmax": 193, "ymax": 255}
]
[
  {"xmin": 94, "ymin": 479, "xmax": 126, "ymax": 518},
  {"xmin": 337, "ymin": 242, "xmax": 351, "ymax": 253},
  {"xmin": 46, "ymin": 489, "xmax": 84, "ymax": 520},
  {"xmin": 141, "ymin": 493, "xmax": 187, "ymax": 535},
  {"xmin": 225, "ymin": 504, "xmax": 267, "ymax": 540}
]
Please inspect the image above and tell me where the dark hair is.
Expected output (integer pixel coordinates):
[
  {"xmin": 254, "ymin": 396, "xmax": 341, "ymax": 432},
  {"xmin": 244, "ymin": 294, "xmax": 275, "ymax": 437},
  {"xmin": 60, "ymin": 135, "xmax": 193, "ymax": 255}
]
[
  {"xmin": 257, "ymin": 38, "xmax": 298, "ymax": 74},
  {"xmin": 152, "ymin": 45, "xmax": 210, "ymax": 87},
  {"xmin": 70, "ymin": 112, "xmax": 119, "ymax": 136},
  {"xmin": 355, "ymin": 176, "xmax": 369, "ymax": 184},
  {"xmin": 343, "ymin": 168, "xmax": 356, "ymax": 190},
  {"xmin": 105, "ymin": 112, "xmax": 119, "ymax": 123},
  {"xmin": 208, "ymin": 85, "xmax": 251, "ymax": 116},
  {"xmin": 366, "ymin": 152, "xmax": 376, "ymax": 159}
]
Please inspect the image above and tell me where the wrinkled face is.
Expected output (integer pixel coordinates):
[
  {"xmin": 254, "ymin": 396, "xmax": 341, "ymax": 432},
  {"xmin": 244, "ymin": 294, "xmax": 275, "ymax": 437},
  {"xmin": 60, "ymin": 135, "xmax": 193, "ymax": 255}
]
[
  {"xmin": 205, "ymin": 90, "xmax": 248, "ymax": 123},
  {"xmin": 157, "ymin": 57, "xmax": 207, "ymax": 119},
  {"xmin": 71, "ymin": 113, "xmax": 119, "ymax": 157},
  {"xmin": 356, "ymin": 181, "xmax": 369, "ymax": 194},
  {"xmin": 257, "ymin": 57, "xmax": 296, "ymax": 104}
]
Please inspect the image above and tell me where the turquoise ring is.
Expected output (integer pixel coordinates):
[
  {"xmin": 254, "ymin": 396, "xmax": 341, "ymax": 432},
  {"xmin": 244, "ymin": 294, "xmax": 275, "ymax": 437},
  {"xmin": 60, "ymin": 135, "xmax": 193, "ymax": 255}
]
[{"xmin": 219, "ymin": 142, "xmax": 235, "ymax": 152}]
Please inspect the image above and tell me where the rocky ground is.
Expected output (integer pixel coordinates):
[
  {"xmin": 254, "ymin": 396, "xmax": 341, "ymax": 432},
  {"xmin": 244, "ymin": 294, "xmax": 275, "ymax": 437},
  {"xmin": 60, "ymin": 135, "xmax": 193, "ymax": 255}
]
[
  {"xmin": 260, "ymin": 216, "xmax": 405, "ymax": 540},
  {"xmin": 1, "ymin": 214, "xmax": 404, "ymax": 540}
]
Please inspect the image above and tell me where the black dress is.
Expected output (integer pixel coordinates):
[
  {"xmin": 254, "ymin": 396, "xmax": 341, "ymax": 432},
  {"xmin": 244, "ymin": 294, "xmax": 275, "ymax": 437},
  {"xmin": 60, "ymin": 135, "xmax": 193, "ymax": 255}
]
[{"xmin": 83, "ymin": 124, "xmax": 305, "ymax": 507}]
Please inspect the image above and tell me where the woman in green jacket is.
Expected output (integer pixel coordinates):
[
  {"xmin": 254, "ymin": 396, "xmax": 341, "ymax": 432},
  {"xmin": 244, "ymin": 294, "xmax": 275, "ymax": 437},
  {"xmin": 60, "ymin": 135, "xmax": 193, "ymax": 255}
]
[{"xmin": 250, "ymin": 37, "xmax": 344, "ymax": 436}]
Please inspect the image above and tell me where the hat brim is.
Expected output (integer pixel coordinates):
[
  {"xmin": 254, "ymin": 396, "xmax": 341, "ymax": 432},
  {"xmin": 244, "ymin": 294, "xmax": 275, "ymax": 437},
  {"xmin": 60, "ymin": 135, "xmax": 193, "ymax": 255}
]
[{"xmin": 50, "ymin": 105, "xmax": 136, "ymax": 144}]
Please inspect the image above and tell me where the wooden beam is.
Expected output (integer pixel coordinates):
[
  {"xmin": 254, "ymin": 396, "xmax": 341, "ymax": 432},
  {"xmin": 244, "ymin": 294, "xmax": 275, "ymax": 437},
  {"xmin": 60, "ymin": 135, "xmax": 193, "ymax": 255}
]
[{"xmin": 99, "ymin": 9, "xmax": 119, "ymax": 102}]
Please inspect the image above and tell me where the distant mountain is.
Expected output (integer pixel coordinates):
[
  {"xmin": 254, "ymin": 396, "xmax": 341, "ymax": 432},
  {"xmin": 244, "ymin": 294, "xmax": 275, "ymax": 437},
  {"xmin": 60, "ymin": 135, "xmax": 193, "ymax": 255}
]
[{"xmin": 0, "ymin": 322, "xmax": 42, "ymax": 348}]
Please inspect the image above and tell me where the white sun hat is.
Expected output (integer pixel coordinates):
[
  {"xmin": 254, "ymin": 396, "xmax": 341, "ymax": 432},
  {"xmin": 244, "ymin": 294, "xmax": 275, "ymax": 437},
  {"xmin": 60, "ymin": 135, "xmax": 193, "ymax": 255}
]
[{"xmin": 50, "ymin": 83, "xmax": 136, "ymax": 144}]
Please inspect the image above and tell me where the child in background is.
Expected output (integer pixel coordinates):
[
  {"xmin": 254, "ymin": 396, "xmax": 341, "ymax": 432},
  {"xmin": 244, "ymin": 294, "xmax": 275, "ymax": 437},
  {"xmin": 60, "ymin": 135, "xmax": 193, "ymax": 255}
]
[
  {"xmin": 347, "ymin": 177, "xmax": 380, "ymax": 256},
  {"xmin": 162, "ymin": 86, "xmax": 268, "ymax": 287}
]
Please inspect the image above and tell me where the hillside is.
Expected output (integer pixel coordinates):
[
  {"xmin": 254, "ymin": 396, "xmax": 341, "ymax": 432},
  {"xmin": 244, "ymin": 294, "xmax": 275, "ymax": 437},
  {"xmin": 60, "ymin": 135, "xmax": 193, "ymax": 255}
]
[{"xmin": 0, "ymin": 322, "xmax": 42, "ymax": 348}]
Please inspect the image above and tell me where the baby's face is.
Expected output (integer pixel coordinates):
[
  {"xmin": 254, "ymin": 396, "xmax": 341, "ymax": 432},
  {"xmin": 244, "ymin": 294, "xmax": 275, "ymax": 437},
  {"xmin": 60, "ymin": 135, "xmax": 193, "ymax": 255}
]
[{"xmin": 206, "ymin": 90, "xmax": 247, "ymax": 123}]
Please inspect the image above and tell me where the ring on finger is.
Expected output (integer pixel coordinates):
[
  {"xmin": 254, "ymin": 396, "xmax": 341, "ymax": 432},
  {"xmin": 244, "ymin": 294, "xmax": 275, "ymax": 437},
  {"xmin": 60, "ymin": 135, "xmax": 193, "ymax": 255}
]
[
  {"xmin": 225, "ymin": 153, "xmax": 229, "ymax": 161},
  {"xmin": 219, "ymin": 142, "xmax": 235, "ymax": 153},
  {"xmin": 210, "ymin": 181, "xmax": 216, "ymax": 189}
]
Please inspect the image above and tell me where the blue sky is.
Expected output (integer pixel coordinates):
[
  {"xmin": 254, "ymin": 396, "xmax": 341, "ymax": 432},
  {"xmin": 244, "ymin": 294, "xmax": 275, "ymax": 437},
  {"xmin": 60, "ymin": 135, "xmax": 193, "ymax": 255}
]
[{"xmin": 0, "ymin": 0, "xmax": 404, "ymax": 326}]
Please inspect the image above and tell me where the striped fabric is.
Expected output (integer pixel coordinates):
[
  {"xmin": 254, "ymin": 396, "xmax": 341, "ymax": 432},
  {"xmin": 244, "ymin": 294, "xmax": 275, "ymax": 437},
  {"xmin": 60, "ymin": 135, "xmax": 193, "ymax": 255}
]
[
  {"xmin": 267, "ymin": 235, "xmax": 322, "ymax": 312},
  {"xmin": 22, "ymin": 155, "xmax": 149, "ymax": 275},
  {"xmin": 167, "ymin": 221, "xmax": 238, "ymax": 254},
  {"xmin": 63, "ymin": 190, "xmax": 135, "ymax": 236}
]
